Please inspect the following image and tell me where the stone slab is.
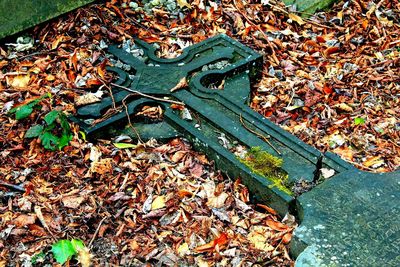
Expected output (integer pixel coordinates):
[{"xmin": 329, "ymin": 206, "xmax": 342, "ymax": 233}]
[
  {"xmin": 292, "ymin": 169, "xmax": 400, "ymax": 266},
  {"xmin": 283, "ymin": 0, "xmax": 338, "ymax": 15},
  {"xmin": 0, "ymin": 0, "xmax": 95, "ymax": 40}
]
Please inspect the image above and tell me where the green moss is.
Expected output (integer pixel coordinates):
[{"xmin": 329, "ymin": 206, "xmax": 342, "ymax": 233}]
[{"xmin": 239, "ymin": 147, "xmax": 292, "ymax": 195}]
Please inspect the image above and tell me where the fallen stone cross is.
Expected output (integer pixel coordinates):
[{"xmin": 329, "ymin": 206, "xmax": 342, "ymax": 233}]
[{"xmin": 72, "ymin": 35, "xmax": 400, "ymax": 266}]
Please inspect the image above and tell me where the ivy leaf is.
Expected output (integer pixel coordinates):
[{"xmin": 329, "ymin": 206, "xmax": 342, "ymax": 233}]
[
  {"xmin": 51, "ymin": 240, "xmax": 76, "ymax": 264},
  {"xmin": 44, "ymin": 110, "xmax": 59, "ymax": 125},
  {"xmin": 15, "ymin": 105, "xmax": 33, "ymax": 120},
  {"xmin": 40, "ymin": 132, "xmax": 60, "ymax": 151},
  {"xmin": 59, "ymin": 113, "xmax": 71, "ymax": 133},
  {"xmin": 25, "ymin": 125, "xmax": 44, "ymax": 138},
  {"xmin": 58, "ymin": 133, "xmax": 72, "ymax": 149}
]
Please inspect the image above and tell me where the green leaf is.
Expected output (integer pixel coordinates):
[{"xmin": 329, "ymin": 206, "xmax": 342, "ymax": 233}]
[
  {"xmin": 25, "ymin": 125, "xmax": 44, "ymax": 138},
  {"xmin": 58, "ymin": 134, "xmax": 72, "ymax": 149},
  {"xmin": 40, "ymin": 132, "xmax": 60, "ymax": 151},
  {"xmin": 114, "ymin": 143, "xmax": 137, "ymax": 149},
  {"xmin": 44, "ymin": 110, "xmax": 59, "ymax": 125},
  {"xmin": 51, "ymin": 240, "xmax": 76, "ymax": 264},
  {"xmin": 71, "ymin": 239, "xmax": 85, "ymax": 251},
  {"xmin": 15, "ymin": 105, "xmax": 33, "ymax": 120},
  {"xmin": 59, "ymin": 113, "xmax": 71, "ymax": 133},
  {"xmin": 79, "ymin": 131, "xmax": 86, "ymax": 141},
  {"xmin": 354, "ymin": 117, "xmax": 365, "ymax": 125}
]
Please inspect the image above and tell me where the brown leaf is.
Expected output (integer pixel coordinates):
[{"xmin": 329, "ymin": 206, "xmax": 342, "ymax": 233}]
[
  {"xmin": 62, "ymin": 195, "xmax": 85, "ymax": 209},
  {"xmin": 170, "ymin": 77, "xmax": 188, "ymax": 92},
  {"xmin": 11, "ymin": 214, "xmax": 36, "ymax": 227},
  {"xmin": 265, "ymin": 219, "xmax": 289, "ymax": 231}
]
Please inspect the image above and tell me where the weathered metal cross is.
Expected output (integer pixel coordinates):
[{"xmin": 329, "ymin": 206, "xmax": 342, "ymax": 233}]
[
  {"xmin": 72, "ymin": 35, "xmax": 400, "ymax": 266},
  {"xmin": 73, "ymin": 35, "xmax": 350, "ymax": 214}
]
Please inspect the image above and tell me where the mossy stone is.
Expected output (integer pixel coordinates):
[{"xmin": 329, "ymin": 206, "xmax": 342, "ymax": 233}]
[{"xmin": 0, "ymin": 0, "xmax": 95, "ymax": 40}]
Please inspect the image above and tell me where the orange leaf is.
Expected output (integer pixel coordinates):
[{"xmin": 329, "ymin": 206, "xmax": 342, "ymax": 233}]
[
  {"xmin": 282, "ymin": 232, "xmax": 292, "ymax": 244},
  {"xmin": 177, "ymin": 189, "xmax": 193, "ymax": 198},
  {"xmin": 362, "ymin": 19, "xmax": 369, "ymax": 30},
  {"xmin": 97, "ymin": 60, "xmax": 107, "ymax": 79},
  {"xmin": 257, "ymin": 204, "xmax": 278, "ymax": 216},
  {"xmin": 324, "ymin": 47, "xmax": 340, "ymax": 57},
  {"xmin": 87, "ymin": 78, "xmax": 103, "ymax": 87},
  {"xmin": 323, "ymin": 84, "xmax": 333, "ymax": 94},
  {"xmin": 265, "ymin": 219, "xmax": 289, "ymax": 231},
  {"xmin": 194, "ymin": 233, "xmax": 229, "ymax": 253}
]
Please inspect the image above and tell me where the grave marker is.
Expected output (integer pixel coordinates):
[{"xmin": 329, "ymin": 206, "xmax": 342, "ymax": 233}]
[{"xmin": 72, "ymin": 35, "xmax": 400, "ymax": 266}]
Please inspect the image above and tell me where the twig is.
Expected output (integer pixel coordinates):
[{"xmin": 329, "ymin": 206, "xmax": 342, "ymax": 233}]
[
  {"xmin": 110, "ymin": 83, "xmax": 185, "ymax": 106},
  {"xmin": 100, "ymin": 79, "xmax": 116, "ymax": 110},
  {"xmin": 341, "ymin": 158, "xmax": 382, "ymax": 172},
  {"xmin": 239, "ymin": 114, "xmax": 281, "ymax": 155},
  {"xmin": 122, "ymin": 94, "xmax": 143, "ymax": 143},
  {"xmin": 0, "ymin": 182, "xmax": 25, "ymax": 192},
  {"xmin": 88, "ymin": 216, "xmax": 108, "ymax": 249}
]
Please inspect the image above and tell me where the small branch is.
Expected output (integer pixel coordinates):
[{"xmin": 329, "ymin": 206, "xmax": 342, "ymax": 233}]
[
  {"xmin": 110, "ymin": 83, "xmax": 185, "ymax": 106},
  {"xmin": 122, "ymin": 94, "xmax": 143, "ymax": 143},
  {"xmin": 239, "ymin": 114, "xmax": 281, "ymax": 155},
  {"xmin": 88, "ymin": 216, "xmax": 108, "ymax": 249}
]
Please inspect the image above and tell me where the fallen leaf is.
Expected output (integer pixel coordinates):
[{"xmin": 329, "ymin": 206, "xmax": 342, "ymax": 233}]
[
  {"xmin": 151, "ymin": 195, "xmax": 166, "ymax": 210},
  {"xmin": 288, "ymin": 13, "xmax": 305, "ymax": 25},
  {"xmin": 194, "ymin": 232, "xmax": 229, "ymax": 252},
  {"xmin": 247, "ymin": 226, "xmax": 274, "ymax": 252},
  {"xmin": 62, "ymin": 196, "xmax": 85, "ymax": 209},
  {"xmin": 75, "ymin": 93, "xmax": 101, "ymax": 106},
  {"xmin": 207, "ymin": 192, "xmax": 229, "ymax": 208},
  {"xmin": 177, "ymin": 0, "xmax": 191, "ymax": 9},
  {"xmin": 265, "ymin": 219, "xmax": 289, "ymax": 231},
  {"xmin": 335, "ymin": 103, "xmax": 353, "ymax": 112},
  {"xmin": 9, "ymin": 74, "xmax": 30, "ymax": 88},
  {"xmin": 11, "ymin": 214, "xmax": 36, "ymax": 227},
  {"xmin": 177, "ymin": 242, "xmax": 190, "ymax": 256},
  {"xmin": 170, "ymin": 77, "xmax": 188, "ymax": 92}
]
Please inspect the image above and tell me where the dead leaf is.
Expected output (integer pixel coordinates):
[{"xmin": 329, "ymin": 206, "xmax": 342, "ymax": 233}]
[
  {"xmin": 151, "ymin": 195, "xmax": 166, "ymax": 210},
  {"xmin": 265, "ymin": 219, "xmax": 290, "ymax": 231},
  {"xmin": 170, "ymin": 77, "xmax": 188, "ymax": 92},
  {"xmin": 9, "ymin": 74, "xmax": 30, "ymax": 88},
  {"xmin": 335, "ymin": 103, "xmax": 353, "ymax": 112},
  {"xmin": 177, "ymin": 0, "xmax": 191, "ymax": 9},
  {"xmin": 194, "ymin": 232, "xmax": 229, "ymax": 252},
  {"xmin": 75, "ymin": 93, "xmax": 101, "ymax": 106},
  {"xmin": 62, "ymin": 195, "xmax": 85, "ymax": 209},
  {"xmin": 11, "ymin": 214, "xmax": 36, "ymax": 227},
  {"xmin": 288, "ymin": 13, "xmax": 305, "ymax": 25},
  {"xmin": 248, "ymin": 226, "xmax": 274, "ymax": 252}
]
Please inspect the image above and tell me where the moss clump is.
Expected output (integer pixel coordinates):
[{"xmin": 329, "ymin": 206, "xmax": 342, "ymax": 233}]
[{"xmin": 239, "ymin": 147, "xmax": 292, "ymax": 195}]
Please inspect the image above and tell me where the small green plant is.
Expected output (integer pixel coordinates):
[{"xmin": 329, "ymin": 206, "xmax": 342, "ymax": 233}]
[
  {"xmin": 9, "ymin": 93, "xmax": 72, "ymax": 150},
  {"xmin": 9, "ymin": 93, "xmax": 50, "ymax": 120},
  {"xmin": 25, "ymin": 110, "xmax": 72, "ymax": 150},
  {"xmin": 51, "ymin": 239, "xmax": 90, "ymax": 265},
  {"xmin": 354, "ymin": 117, "xmax": 365, "ymax": 125},
  {"xmin": 239, "ymin": 147, "xmax": 292, "ymax": 195}
]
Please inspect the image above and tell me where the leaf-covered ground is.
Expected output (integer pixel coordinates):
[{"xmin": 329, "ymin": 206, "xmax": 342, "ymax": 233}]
[{"xmin": 0, "ymin": 0, "xmax": 399, "ymax": 266}]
